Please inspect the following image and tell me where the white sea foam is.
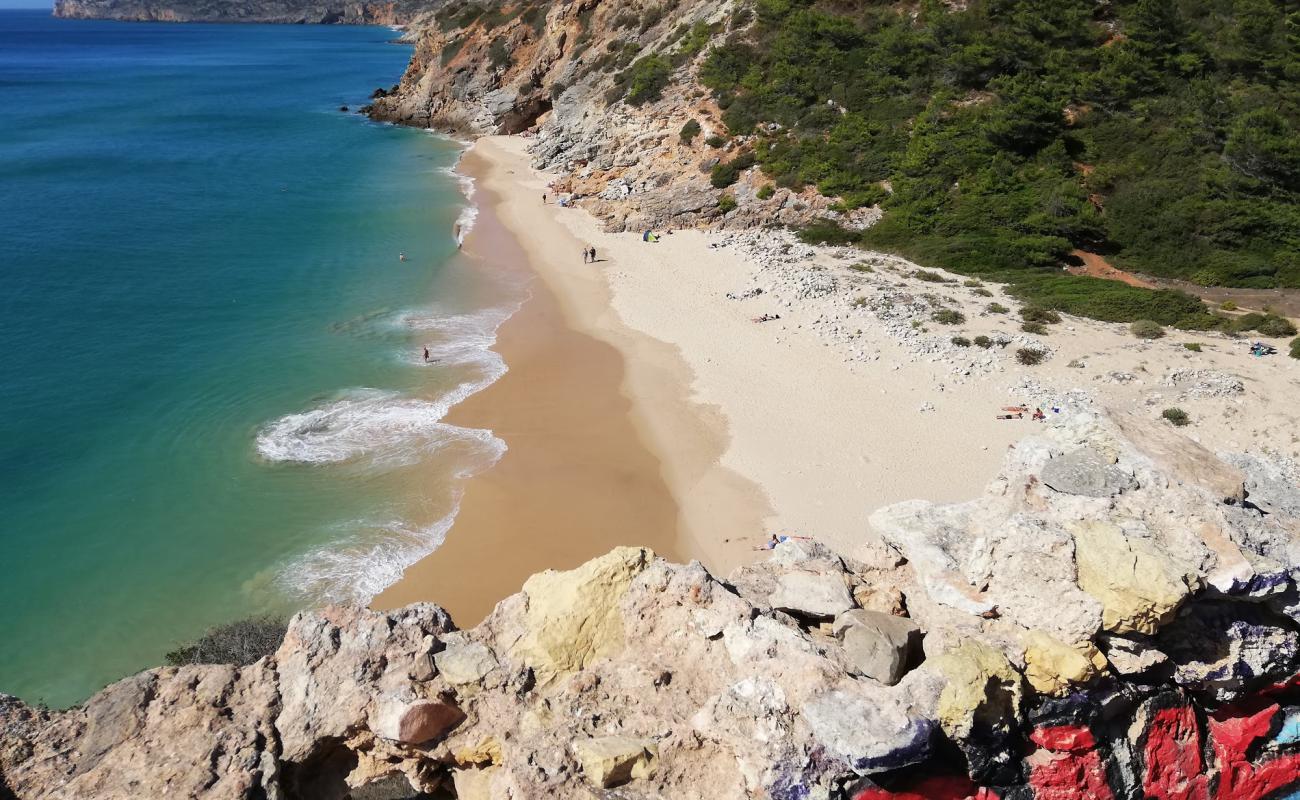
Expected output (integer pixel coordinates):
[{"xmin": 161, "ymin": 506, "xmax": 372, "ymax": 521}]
[
  {"xmin": 255, "ymin": 388, "xmax": 502, "ymax": 468},
  {"xmin": 276, "ymin": 510, "xmax": 458, "ymax": 605}
]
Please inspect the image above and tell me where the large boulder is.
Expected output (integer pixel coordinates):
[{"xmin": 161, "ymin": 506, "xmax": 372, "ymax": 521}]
[
  {"xmin": 833, "ymin": 609, "xmax": 920, "ymax": 685},
  {"xmin": 770, "ymin": 570, "xmax": 855, "ymax": 619},
  {"xmin": 511, "ymin": 546, "xmax": 653, "ymax": 676},
  {"xmin": 1040, "ymin": 446, "xmax": 1135, "ymax": 497},
  {"xmin": 1071, "ymin": 519, "xmax": 1187, "ymax": 635}
]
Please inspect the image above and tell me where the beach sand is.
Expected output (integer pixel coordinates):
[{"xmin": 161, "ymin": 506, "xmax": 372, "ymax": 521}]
[
  {"xmin": 379, "ymin": 134, "xmax": 1300, "ymax": 624},
  {"xmin": 372, "ymin": 145, "xmax": 764, "ymax": 625}
]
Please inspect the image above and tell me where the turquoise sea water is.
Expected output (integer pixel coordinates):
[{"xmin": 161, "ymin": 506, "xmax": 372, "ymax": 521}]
[{"xmin": 0, "ymin": 11, "xmax": 514, "ymax": 706}]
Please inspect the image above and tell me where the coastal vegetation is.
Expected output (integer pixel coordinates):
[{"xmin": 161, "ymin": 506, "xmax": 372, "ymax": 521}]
[
  {"xmin": 1130, "ymin": 319, "xmax": 1166, "ymax": 339},
  {"xmin": 164, "ymin": 616, "xmax": 286, "ymax": 667},
  {"xmin": 1163, "ymin": 407, "xmax": 1192, "ymax": 426},
  {"xmin": 701, "ymin": 0, "xmax": 1300, "ymax": 325}
]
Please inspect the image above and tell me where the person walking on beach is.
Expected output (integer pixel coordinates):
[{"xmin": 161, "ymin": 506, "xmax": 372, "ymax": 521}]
[
  {"xmin": 423, "ymin": 346, "xmax": 430, "ymax": 363},
  {"xmin": 582, "ymin": 246, "xmax": 589, "ymax": 263},
  {"xmin": 588, "ymin": 246, "xmax": 597, "ymax": 263},
  {"xmin": 542, "ymin": 192, "xmax": 547, "ymax": 204}
]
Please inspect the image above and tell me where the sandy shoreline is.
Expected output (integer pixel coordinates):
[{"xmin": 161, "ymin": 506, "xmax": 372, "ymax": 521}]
[
  {"xmin": 373, "ymin": 143, "xmax": 763, "ymax": 624},
  {"xmin": 378, "ymin": 134, "xmax": 1300, "ymax": 623}
]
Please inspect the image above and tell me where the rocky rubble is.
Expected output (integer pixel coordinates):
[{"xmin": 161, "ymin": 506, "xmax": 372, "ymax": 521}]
[{"xmin": 6, "ymin": 410, "xmax": 1300, "ymax": 798}]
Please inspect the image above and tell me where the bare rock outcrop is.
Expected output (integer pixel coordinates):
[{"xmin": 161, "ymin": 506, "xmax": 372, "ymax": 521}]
[
  {"xmin": 6, "ymin": 412, "xmax": 1300, "ymax": 798},
  {"xmin": 366, "ymin": 0, "xmax": 843, "ymax": 232}
]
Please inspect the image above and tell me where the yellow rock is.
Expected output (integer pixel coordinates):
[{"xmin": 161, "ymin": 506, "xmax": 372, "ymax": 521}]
[
  {"xmin": 513, "ymin": 547, "xmax": 654, "ymax": 676},
  {"xmin": 930, "ymin": 641, "xmax": 1022, "ymax": 740},
  {"xmin": 452, "ymin": 765, "xmax": 503, "ymax": 800},
  {"xmin": 571, "ymin": 736, "xmax": 658, "ymax": 789},
  {"xmin": 1072, "ymin": 520, "xmax": 1186, "ymax": 634},
  {"xmin": 1022, "ymin": 630, "xmax": 1108, "ymax": 695},
  {"xmin": 453, "ymin": 737, "xmax": 502, "ymax": 767}
]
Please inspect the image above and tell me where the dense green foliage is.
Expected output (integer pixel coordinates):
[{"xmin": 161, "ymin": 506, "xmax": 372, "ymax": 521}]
[
  {"xmin": 1163, "ymin": 407, "xmax": 1191, "ymax": 426},
  {"xmin": 680, "ymin": 118, "xmax": 702, "ymax": 143},
  {"xmin": 701, "ymin": 0, "xmax": 1300, "ymax": 306},
  {"xmin": 1291, "ymin": 336, "xmax": 1300, "ymax": 358},
  {"xmin": 608, "ymin": 54, "xmax": 674, "ymax": 105}
]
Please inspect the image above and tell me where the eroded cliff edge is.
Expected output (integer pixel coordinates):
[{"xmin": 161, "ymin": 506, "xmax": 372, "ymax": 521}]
[
  {"xmin": 5, "ymin": 410, "xmax": 1300, "ymax": 799},
  {"xmin": 365, "ymin": 0, "xmax": 856, "ymax": 234}
]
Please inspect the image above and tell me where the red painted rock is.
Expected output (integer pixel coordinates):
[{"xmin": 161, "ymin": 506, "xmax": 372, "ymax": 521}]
[
  {"xmin": 1142, "ymin": 705, "xmax": 1208, "ymax": 800},
  {"xmin": 1030, "ymin": 724, "xmax": 1097, "ymax": 753},
  {"xmin": 1208, "ymin": 699, "xmax": 1300, "ymax": 800},
  {"xmin": 852, "ymin": 775, "xmax": 992, "ymax": 800},
  {"xmin": 1027, "ymin": 725, "xmax": 1113, "ymax": 800}
]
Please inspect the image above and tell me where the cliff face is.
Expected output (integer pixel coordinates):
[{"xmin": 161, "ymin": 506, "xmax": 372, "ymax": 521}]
[
  {"xmin": 367, "ymin": 0, "xmax": 853, "ymax": 233},
  {"xmin": 6, "ymin": 411, "xmax": 1300, "ymax": 799},
  {"xmin": 51, "ymin": 0, "xmax": 438, "ymax": 25}
]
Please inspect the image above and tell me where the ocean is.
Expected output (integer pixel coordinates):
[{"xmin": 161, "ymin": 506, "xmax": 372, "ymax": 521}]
[{"xmin": 0, "ymin": 10, "xmax": 515, "ymax": 707}]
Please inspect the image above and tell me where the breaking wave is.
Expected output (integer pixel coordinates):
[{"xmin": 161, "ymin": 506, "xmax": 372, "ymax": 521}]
[
  {"xmin": 254, "ymin": 388, "xmax": 502, "ymax": 468},
  {"xmin": 275, "ymin": 510, "xmax": 457, "ymax": 605}
]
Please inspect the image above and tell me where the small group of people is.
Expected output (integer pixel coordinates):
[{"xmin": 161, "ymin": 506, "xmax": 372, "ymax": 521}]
[
  {"xmin": 995, "ymin": 405, "xmax": 1054, "ymax": 421},
  {"xmin": 581, "ymin": 246, "xmax": 598, "ymax": 263},
  {"xmin": 1250, "ymin": 341, "xmax": 1277, "ymax": 357}
]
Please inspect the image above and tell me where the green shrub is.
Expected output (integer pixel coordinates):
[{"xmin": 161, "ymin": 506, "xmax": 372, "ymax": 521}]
[
  {"xmin": 1232, "ymin": 312, "xmax": 1298, "ymax": 337},
  {"xmin": 987, "ymin": 302, "xmax": 1009, "ymax": 314},
  {"xmin": 1162, "ymin": 407, "xmax": 1190, "ymax": 427},
  {"xmin": 951, "ymin": 336, "xmax": 972, "ymax": 347},
  {"xmin": 1291, "ymin": 337, "xmax": 1300, "ymax": 359},
  {"xmin": 912, "ymin": 270, "xmax": 949, "ymax": 284},
  {"xmin": 710, "ymin": 161, "xmax": 739, "ymax": 188},
  {"xmin": 622, "ymin": 55, "xmax": 672, "ymax": 105},
  {"xmin": 932, "ymin": 309, "xmax": 965, "ymax": 325},
  {"xmin": 963, "ymin": 279, "xmax": 983, "ymax": 288},
  {"xmin": 718, "ymin": 193, "xmax": 737, "ymax": 213},
  {"xmin": 165, "ymin": 616, "xmax": 286, "ymax": 667},
  {"xmin": 488, "ymin": 38, "xmax": 511, "ymax": 69},
  {"xmin": 1183, "ymin": 342, "xmax": 1202, "ymax": 352},
  {"xmin": 1021, "ymin": 321, "xmax": 1048, "ymax": 335},
  {"xmin": 757, "ymin": 184, "xmax": 775, "ymax": 200},
  {"xmin": 973, "ymin": 287, "xmax": 993, "ymax": 297},
  {"xmin": 1130, "ymin": 320, "xmax": 1166, "ymax": 339},
  {"xmin": 797, "ymin": 219, "xmax": 859, "ymax": 246},
  {"xmin": 973, "ymin": 335, "xmax": 993, "ymax": 349},
  {"xmin": 705, "ymin": 134, "xmax": 725, "ymax": 148},
  {"xmin": 1258, "ymin": 315, "xmax": 1298, "ymax": 337},
  {"xmin": 1021, "ymin": 306, "xmax": 1061, "ymax": 324},
  {"xmin": 850, "ymin": 261, "xmax": 872, "ymax": 273},
  {"xmin": 1016, "ymin": 348, "xmax": 1045, "ymax": 365},
  {"xmin": 679, "ymin": 119, "xmax": 701, "ymax": 144},
  {"xmin": 1220, "ymin": 300, "xmax": 1238, "ymax": 311}
]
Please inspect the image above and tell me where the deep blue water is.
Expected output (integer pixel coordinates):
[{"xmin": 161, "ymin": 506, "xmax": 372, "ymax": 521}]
[{"xmin": 0, "ymin": 10, "xmax": 507, "ymax": 706}]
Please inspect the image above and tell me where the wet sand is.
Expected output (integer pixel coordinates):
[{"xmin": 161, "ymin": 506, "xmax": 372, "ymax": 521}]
[{"xmin": 373, "ymin": 146, "xmax": 764, "ymax": 625}]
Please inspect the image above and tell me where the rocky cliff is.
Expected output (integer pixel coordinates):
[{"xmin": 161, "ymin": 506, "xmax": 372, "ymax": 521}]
[
  {"xmin": 366, "ymin": 0, "xmax": 853, "ymax": 233},
  {"xmin": 6, "ymin": 410, "xmax": 1300, "ymax": 798},
  {"xmin": 51, "ymin": 0, "xmax": 438, "ymax": 25}
]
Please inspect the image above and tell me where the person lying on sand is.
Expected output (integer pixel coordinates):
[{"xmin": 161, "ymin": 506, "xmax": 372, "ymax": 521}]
[
  {"xmin": 752, "ymin": 313, "xmax": 781, "ymax": 323},
  {"xmin": 1033, "ymin": 408, "xmax": 1046, "ymax": 421}
]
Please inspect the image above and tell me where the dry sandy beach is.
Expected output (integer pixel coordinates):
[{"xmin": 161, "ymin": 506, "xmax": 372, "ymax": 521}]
[{"xmin": 379, "ymin": 134, "xmax": 1300, "ymax": 624}]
